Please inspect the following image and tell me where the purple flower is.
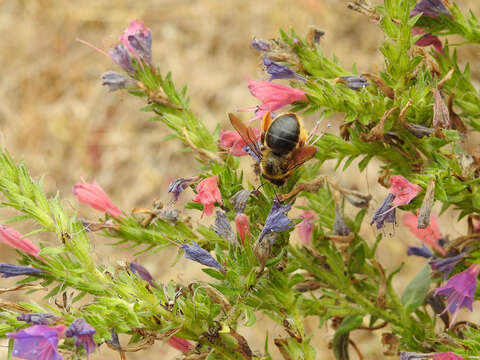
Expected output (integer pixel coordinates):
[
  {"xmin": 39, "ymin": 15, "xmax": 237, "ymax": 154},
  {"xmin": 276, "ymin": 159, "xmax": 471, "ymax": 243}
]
[
  {"xmin": 211, "ymin": 211, "xmax": 235, "ymax": 244},
  {"xmin": 337, "ymin": 76, "xmax": 369, "ymax": 91},
  {"xmin": 108, "ymin": 45, "xmax": 135, "ymax": 76},
  {"xmin": 258, "ymin": 200, "xmax": 293, "ymax": 241},
  {"xmin": 333, "ymin": 205, "xmax": 350, "ymax": 236},
  {"xmin": 167, "ymin": 177, "xmax": 197, "ymax": 203},
  {"xmin": 129, "ymin": 262, "xmax": 155, "ymax": 287},
  {"xmin": 230, "ymin": 189, "xmax": 252, "ymax": 214},
  {"xmin": 430, "ymin": 253, "xmax": 467, "ymax": 280},
  {"xmin": 412, "ymin": 28, "xmax": 444, "ymax": 53},
  {"xmin": 120, "ymin": 20, "xmax": 152, "ymax": 63},
  {"xmin": 407, "ymin": 244, "xmax": 434, "ymax": 258},
  {"xmin": 435, "ymin": 264, "xmax": 480, "ymax": 325},
  {"xmin": 251, "ymin": 38, "xmax": 271, "ymax": 51},
  {"xmin": 17, "ymin": 314, "xmax": 58, "ymax": 326},
  {"xmin": 0, "ymin": 264, "xmax": 45, "ymax": 278},
  {"xmin": 410, "ymin": 0, "xmax": 452, "ymax": 18},
  {"xmin": 101, "ymin": 71, "xmax": 132, "ymax": 92},
  {"xmin": 65, "ymin": 318, "xmax": 96, "ymax": 356},
  {"xmin": 7, "ymin": 324, "xmax": 66, "ymax": 360},
  {"xmin": 180, "ymin": 242, "xmax": 223, "ymax": 271},
  {"xmin": 400, "ymin": 352, "xmax": 430, "ymax": 360},
  {"xmin": 370, "ymin": 193, "xmax": 396, "ymax": 229},
  {"xmin": 262, "ymin": 57, "xmax": 306, "ymax": 82}
]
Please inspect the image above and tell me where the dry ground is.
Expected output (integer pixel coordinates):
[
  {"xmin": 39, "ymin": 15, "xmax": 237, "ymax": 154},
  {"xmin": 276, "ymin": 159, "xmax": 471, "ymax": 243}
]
[{"xmin": 0, "ymin": 0, "xmax": 480, "ymax": 359}]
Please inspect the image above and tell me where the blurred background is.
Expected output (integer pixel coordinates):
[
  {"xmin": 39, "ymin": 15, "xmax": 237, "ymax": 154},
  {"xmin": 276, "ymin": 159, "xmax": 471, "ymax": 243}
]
[{"xmin": 1, "ymin": 0, "xmax": 480, "ymax": 358}]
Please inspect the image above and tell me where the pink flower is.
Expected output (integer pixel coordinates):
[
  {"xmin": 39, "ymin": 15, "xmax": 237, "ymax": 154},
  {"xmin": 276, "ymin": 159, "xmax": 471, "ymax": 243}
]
[
  {"xmin": 403, "ymin": 213, "xmax": 445, "ymax": 255},
  {"xmin": 435, "ymin": 264, "xmax": 480, "ymax": 325},
  {"xmin": 167, "ymin": 336, "xmax": 193, "ymax": 354},
  {"xmin": 412, "ymin": 27, "xmax": 444, "ymax": 54},
  {"xmin": 73, "ymin": 181, "xmax": 124, "ymax": 218},
  {"xmin": 297, "ymin": 210, "xmax": 315, "ymax": 244},
  {"xmin": 120, "ymin": 20, "xmax": 152, "ymax": 60},
  {"xmin": 0, "ymin": 226, "xmax": 41, "ymax": 259},
  {"xmin": 433, "ymin": 353, "xmax": 464, "ymax": 360},
  {"xmin": 219, "ymin": 129, "xmax": 261, "ymax": 156},
  {"xmin": 243, "ymin": 78, "xmax": 308, "ymax": 119},
  {"xmin": 389, "ymin": 175, "xmax": 422, "ymax": 207},
  {"xmin": 7, "ymin": 324, "xmax": 66, "ymax": 360},
  {"xmin": 193, "ymin": 176, "xmax": 222, "ymax": 217},
  {"xmin": 235, "ymin": 213, "xmax": 250, "ymax": 244}
]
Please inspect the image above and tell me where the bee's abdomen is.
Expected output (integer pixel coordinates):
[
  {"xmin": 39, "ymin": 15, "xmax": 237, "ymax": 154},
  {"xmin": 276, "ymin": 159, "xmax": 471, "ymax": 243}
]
[{"xmin": 265, "ymin": 114, "xmax": 300, "ymax": 155}]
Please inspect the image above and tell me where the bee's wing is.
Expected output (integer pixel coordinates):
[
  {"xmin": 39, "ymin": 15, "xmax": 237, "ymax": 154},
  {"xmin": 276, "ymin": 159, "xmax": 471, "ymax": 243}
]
[
  {"xmin": 286, "ymin": 146, "xmax": 317, "ymax": 171},
  {"xmin": 228, "ymin": 113, "xmax": 263, "ymax": 160}
]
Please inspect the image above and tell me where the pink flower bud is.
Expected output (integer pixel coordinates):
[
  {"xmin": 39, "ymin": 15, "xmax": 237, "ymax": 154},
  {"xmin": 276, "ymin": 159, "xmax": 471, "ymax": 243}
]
[
  {"xmin": 235, "ymin": 213, "xmax": 249, "ymax": 245},
  {"xmin": 0, "ymin": 225, "xmax": 41, "ymax": 259},
  {"xmin": 297, "ymin": 210, "xmax": 315, "ymax": 244},
  {"xmin": 167, "ymin": 336, "xmax": 193, "ymax": 354},
  {"xmin": 73, "ymin": 181, "xmax": 124, "ymax": 218},
  {"xmin": 403, "ymin": 212, "xmax": 445, "ymax": 255},
  {"xmin": 193, "ymin": 176, "xmax": 222, "ymax": 217}
]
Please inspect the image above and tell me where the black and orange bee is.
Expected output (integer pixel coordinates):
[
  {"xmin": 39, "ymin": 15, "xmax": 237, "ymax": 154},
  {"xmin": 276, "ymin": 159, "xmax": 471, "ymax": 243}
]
[{"xmin": 228, "ymin": 112, "xmax": 317, "ymax": 186}]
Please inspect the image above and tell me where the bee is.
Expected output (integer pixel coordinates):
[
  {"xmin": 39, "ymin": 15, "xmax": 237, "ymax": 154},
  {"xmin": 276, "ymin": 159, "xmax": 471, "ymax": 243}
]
[{"xmin": 228, "ymin": 112, "xmax": 317, "ymax": 186}]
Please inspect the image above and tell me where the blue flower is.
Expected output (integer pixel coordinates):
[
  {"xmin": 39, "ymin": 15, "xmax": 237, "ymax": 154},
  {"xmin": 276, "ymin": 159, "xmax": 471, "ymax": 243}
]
[
  {"xmin": 258, "ymin": 200, "xmax": 293, "ymax": 241},
  {"xmin": 407, "ymin": 244, "xmax": 434, "ymax": 258},
  {"xmin": 230, "ymin": 189, "xmax": 252, "ymax": 214},
  {"xmin": 109, "ymin": 45, "xmax": 135, "ymax": 76},
  {"xmin": 7, "ymin": 325, "xmax": 66, "ymax": 360},
  {"xmin": 180, "ymin": 242, "xmax": 223, "ymax": 271},
  {"xmin": 370, "ymin": 193, "xmax": 396, "ymax": 229},
  {"xmin": 168, "ymin": 177, "xmax": 197, "ymax": 203},
  {"xmin": 251, "ymin": 38, "xmax": 271, "ymax": 51},
  {"xmin": 430, "ymin": 253, "xmax": 467, "ymax": 280},
  {"xmin": 17, "ymin": 313, "xmax": 58, "ymax": 326},
  {"xmin": 263, "ymin": 57, "xmax": 306, "ymax": 82},
  {"xmin": 211, "ymin": 211, "xmax": 235, "ymax": 244},
  {"xmin": 65, "ymin": 318, "xmax": 96, "ymax": 356},
  {"xmin": 101, "ymin": 71, "xmax": 132, "ymax": 92},
  {"xmin": 0, "ymin": 264, "xmax": 44, "ymax": 278},
  {"xmin": 337, "ymin": 76, "xmax": 369, "ymax": 91},
  {"xmin": 410, "ymin": 0, "xmax": 452, "ymax": 18},
  {"xmin": 129, "ymin": 262, "xmax": 155, "ymax": 287}
]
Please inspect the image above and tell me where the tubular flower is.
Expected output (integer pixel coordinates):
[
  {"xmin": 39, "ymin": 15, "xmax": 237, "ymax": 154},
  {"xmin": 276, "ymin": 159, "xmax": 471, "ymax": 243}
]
[
  {"xmin": 410, "ymin": 0, "xmax": 452, "ymax": 18},
  {"xmin": 0, "ymin": 264, "xmax": 45, "ymax": 278},
  {"xmin": 7, "ymin": 325, "xmax": 66, "ymax": 360},
  {"xmin": 433, "ymin": 353, "xmax": 464, "ymax": 360},
  {"xmin": 412, "ymin": 28, "xmax": 444, "ymax": 53},
  {"xmin": 235, "ymin": 213, "xmax": 250, "ymax": 245},
  {"xmin": 65, "ymin": 318, "xmax": 96, "ymax": 356},
  {"xmin": 430, "ymin": 253, "xmax": 467, "ymax": 280},
  {"xmin": 167, "ymin": 176, "xmax": 197, "ymax": 203},
  {"xmin": 73, "ymin": 180, "xmax": 124, "ymax": 219},
  {"xmin": 407, "ymin": 244, "xmax": 434, "ymax": 258},
  {"xmin": 167, "ymin": 336, "xmax": 194, "ymax": 354},
  {"xmin": 370, "ymin": 193, "xmax": 396, "ymax": 229},
  {"xmin": 251, "ymin": 38, "xmax": 271, "ymax": 51},
  {"xmin": 108, "ymin": 45, "xmax": 135, "ymax": 75},
  {"xmin": 230, "ymin": 189, "xmax": 252, "ymax": 214},
  {"xmin": 17, "ymin": 314, "xmax": 58, "ymax": 326},
  {"xmin": 180, "ymin": 241, "xmax": 223, "ymax": 271},
  {"xmin": 389, "ymin": 175, "xmax": 422, "ymax": 207},
  {"xmin": 129, "ymin": 262, "xmax": 156, "ymax": 287},
  {"xmin": 243, "ymin": 78, "xmax": 308, "ymax": 119},
  {"xmin": 335, "ymin": 76, "xmax": 369, "ymax": 91},
  {"xmin": 403, "ymin": 213, "xmax": 445, "ymax": 255},
  {"xmin": 219, "ymin": 128, "xmax": 261, "ymax": 156},
  {"xmin": 262, "ymin": 57, "xmax": 306, "ymax": 82},
  {"xmin": 297, "ymin": 210, "xmax": 315, "ymax": 244},
  {"xmin": 212, "ymin": 211, "xmax": 236, "ymax": 244},
  {"xmin": 434, "ymin": 264, "xmax": 480, "ymax": 325},
  {"xmin": 258, "ymin": 200, "xmax": 293, "ymax": 241},
  {"xmin": 101, "ymin": 71, "xmax": 132, "ymax": 92},
  {"xmin": 193, "ymin": 176, "xmax": 222, "ymax": 217},
  {"xmin": 120, "ymin": 20, "xmax": 152, "ymax": 62},
  {"xmin": 0, "ymin": 225, "xmax": 41, "ymax": 259}
]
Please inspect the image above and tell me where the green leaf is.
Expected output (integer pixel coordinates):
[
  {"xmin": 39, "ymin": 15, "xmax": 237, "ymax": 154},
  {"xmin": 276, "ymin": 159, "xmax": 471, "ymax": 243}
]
[
  {"xmin": 243, "ymin": 306, "xmax": 256, "ymax": 327},
  {"xmin": 401, "ymin": 263, "xmax": 431, "ymax": 314}
]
